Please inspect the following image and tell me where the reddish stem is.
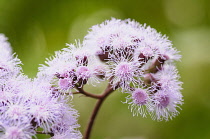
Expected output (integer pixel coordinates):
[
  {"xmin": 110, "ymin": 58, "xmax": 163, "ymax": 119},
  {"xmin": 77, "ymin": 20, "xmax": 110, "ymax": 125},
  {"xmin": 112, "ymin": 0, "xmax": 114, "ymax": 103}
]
[
  {"xmin": 75, "ymin": 85, "xmax": 102, "ymax": 99},
  {"xmin": 84, "ymin": 83, "xmax": 115, "ymax": 139}
]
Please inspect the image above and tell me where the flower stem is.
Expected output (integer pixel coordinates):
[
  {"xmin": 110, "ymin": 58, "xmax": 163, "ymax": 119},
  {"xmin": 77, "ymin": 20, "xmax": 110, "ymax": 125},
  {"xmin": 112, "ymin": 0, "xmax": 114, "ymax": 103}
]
[
  {"xmin": 75, "ymin": 85, "xmax": 102, "ymax": 99},
  {"xmin": 84, "ymin": 83, "xmax": 115, "ymax": 139}
]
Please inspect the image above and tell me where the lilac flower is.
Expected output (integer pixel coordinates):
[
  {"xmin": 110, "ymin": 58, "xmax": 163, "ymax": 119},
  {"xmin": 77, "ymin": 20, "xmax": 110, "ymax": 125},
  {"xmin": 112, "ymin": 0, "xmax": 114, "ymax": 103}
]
[
  {"xmin": 1, "ymin": 96, "xmax": 31, "ymax": 121},
  {"xmin": 38, "ymin": 42, "xmax": 104, "ymax": 91},
  {"xmin": 64, "ymin": 43, "xmax": 106, "ymax": 86},
  {"xmin": 74, "ymin": 57, "xmax": 104, "ymax": 87},
  {"xmin": 0, "ymin": 35, "xmax": 22, "ymax": 94},
  {"xmin": 150, "ymin": 64, "xmax": 182, "ymax": 93},
  {"xmin": 84, "ymin": 18, "xmax": 140, "ymax": 57},
  {"xmin": 38, "ymin": 47, "xmax": 78, "ymax": 92},
  {"xmin": 0, "ymin": 75, "xmax": 33, "ymax": 123},
  {"xmin": 124, "ymin": 65, "xmax": 183, "ymax": 121},
  {"xmin": 51, "ymin": 128, "xmax": 82, "ymax": 139},
  {"xmin": 148, "ymin": 64, "xmax": 183, "ymax": 121},
  {"xmin": 92, "ymin": 62, "xmax": 108, "ymax": 80},
  {"xmin": 125, "ymin": 88, "xmax": 152, "ymax": 117},
  {"xmin": 28, "ymin": 78, "xmax": 81, "ymax": 134},
  {"xmin": 134, "ymin": 45, "xmax": 154, "ymax": 62},
  {"xmin": 75, "ymin": 66, "xmax": 91, "ymax": 85},
  {"xmin": 50, "ymin": 106, "xmax": 82, "ymax": 139},
  {"xmin": 58, "ymin": 78, "xmax": 74, "ymax": 90},
  {"xmin": 106, "ymin": 57, "xmax": 142, "ymax": 90},
  {"xmin": 132, "ymin": 88, "xmax": 148, "ymax": 105},
  {"xmin": 84, "ymin": 18, "xmax": 181, "ymax": 62},
  {"xmin": 65, "ymin": 42, "xmax": 91, "ymax": 66},
  {"xmin": 0, "ymin": 116, "xmax": 36, "ymax": 139}
]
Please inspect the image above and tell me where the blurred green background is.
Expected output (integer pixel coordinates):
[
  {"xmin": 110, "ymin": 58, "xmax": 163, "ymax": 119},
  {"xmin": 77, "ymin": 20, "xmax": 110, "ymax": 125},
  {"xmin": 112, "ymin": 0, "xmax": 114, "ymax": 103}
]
[{"xmin": 1, "ymin": 0, "xmax": 210, "ymax": 138}]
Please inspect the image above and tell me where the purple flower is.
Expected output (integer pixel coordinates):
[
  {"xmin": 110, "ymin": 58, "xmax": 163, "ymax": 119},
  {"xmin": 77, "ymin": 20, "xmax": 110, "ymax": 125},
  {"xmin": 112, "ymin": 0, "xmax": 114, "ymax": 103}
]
[
  {"xmin": 107, "ymin": 58, "xmax": 142, "ymax": 90},
  {"xmin": 125, "ymin": 88, "xmax": 152, "ymax": 117},
  {"xmin": 58, "ymin": 78, "xmax": 74, "ymax": 90},
  {"xmin": 132, "ymin": 88, "xmax": 148, "ymax": 105},
  {"xmin": 0, "ymin": 116, "xmax": 36, "ymax": 139},
  {"xmin": 148, "ymin": 64, "xmax": 183, "ymax": 121}
]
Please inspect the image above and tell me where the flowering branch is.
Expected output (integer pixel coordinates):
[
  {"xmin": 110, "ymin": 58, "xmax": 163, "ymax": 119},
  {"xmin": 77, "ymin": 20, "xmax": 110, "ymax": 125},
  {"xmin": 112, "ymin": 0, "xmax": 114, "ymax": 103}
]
[{"xmin": 0, "ymin": 18, "xmax": 183, "ymax": 139}]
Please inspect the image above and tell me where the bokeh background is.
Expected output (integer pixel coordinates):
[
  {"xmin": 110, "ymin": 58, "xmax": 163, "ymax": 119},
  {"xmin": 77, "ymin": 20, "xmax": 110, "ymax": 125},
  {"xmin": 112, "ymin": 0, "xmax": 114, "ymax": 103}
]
[{"xmin": 1, "ymin": 0, "xmax": 210, "ymax": 138}]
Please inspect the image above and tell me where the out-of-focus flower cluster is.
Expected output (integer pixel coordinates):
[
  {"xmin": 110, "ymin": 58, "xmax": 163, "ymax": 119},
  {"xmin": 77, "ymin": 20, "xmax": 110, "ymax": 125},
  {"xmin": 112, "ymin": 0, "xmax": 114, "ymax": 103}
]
[
  {"xmin": 39, "ymin": 18, "xmax": 183, "ymax": 121},
  {"xmin": 0, "ymin": 34, "xmax": 82, "ymax": 139}
]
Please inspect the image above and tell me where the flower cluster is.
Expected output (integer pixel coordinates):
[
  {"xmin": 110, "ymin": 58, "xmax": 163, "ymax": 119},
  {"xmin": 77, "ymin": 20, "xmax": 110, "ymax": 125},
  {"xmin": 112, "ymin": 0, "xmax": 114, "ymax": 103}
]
[
  {"xmin": 83, "ymin": 18, "xmax": 183, "ymax": 121},
  {"xmin": 0, "ymin": 34, "xmax": 82, "ymax": 139},
  {"xmin": 0, "ymin": 18, "xmax": 183, "ymax": 139},
  {"xmin": 39, "ymin": 18, "xmax": 183, "ymax": 121}
]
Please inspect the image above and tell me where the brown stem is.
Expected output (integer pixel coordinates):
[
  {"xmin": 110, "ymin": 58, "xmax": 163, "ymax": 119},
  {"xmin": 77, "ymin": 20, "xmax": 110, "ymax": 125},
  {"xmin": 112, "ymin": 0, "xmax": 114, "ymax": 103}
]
[
  {"xmin": 84, "ymin": 83, "xmax": 115, "ymax": 139},
  {"xmin": 75, "ymin": 85, "xmax": 102, "ymax": 99}
]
